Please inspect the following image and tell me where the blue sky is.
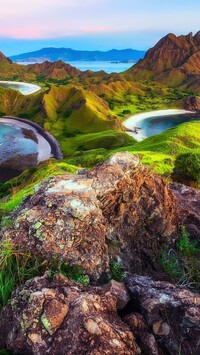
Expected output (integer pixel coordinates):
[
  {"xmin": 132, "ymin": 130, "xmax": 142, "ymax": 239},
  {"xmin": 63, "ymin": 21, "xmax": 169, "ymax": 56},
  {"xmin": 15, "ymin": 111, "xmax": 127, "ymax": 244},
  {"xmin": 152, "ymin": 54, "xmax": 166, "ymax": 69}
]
[{"xmin": 0, "ymin": 0, "xmax": 199, "ymax": 55}]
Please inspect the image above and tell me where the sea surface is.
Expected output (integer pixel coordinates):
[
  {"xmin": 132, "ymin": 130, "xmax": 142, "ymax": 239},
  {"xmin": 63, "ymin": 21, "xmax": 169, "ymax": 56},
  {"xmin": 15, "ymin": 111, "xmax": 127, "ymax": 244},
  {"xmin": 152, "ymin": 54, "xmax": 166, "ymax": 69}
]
[
  {"xmin": 17, "ymin": 61, "xmax": 135, "ymax": 73},
  {"xmin": 0, "ymin": 81, "xmax": 41, "ymax": 95},
  {"xmin": 0, "ymin": 120, "xmax": 52, "ymax": 182},
  {"xmin": 125, "ymin": 113, "xmax": 200, "ymax": 140}
]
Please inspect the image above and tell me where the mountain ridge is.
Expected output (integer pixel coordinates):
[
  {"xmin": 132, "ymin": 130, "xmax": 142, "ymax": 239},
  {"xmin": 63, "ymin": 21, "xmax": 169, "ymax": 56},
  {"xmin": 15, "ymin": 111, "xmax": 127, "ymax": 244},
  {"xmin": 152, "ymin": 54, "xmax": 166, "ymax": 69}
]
[
  {"xmin": 10, "ymin": 47, "xmax": 146, "ymax": 63},
  {"xmin": 128, "ymin": 31, "xmax": 200, "ymax": 93}
]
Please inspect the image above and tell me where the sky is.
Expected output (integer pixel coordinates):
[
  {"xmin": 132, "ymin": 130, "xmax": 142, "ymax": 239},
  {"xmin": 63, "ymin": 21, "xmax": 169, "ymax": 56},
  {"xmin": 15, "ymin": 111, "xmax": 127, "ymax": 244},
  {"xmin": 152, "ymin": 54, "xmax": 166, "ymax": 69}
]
[{"xmin": 0, "ymin": 0, "xmax": 200, "ymax": 55}]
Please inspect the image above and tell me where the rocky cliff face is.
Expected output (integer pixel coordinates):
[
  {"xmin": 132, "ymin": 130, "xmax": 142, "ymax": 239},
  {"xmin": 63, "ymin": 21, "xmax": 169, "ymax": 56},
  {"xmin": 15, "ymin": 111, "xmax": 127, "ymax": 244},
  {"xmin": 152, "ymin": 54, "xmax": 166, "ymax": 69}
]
[
  {"xmin": 133, "ymin": 32, "xmax": 200, "ymax": 74},
  {"xmin": 129, "ymin": 31, "xmax": 200, "ymax": 93},
  {"xmin": 183, "ymin": 96, "xmax": 200, "ymax": 111},
  {"xmin": 0, "ymin": 51, "xmax": 12, "ymax": 65},
  {"xmin": 27, "ymin": 60, "xmax": 81, "ymax": 79},
  {"xmin": 1, "ymin": 153, "xmax": 180, "ymax": 282}
]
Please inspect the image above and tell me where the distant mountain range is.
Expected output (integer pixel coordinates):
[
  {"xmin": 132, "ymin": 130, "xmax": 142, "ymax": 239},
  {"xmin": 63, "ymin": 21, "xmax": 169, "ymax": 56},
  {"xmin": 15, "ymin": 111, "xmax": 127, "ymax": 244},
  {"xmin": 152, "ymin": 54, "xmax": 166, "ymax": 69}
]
[{"xmin": 10, "ymin": 48, "xmax": 146, "ymax": 63}]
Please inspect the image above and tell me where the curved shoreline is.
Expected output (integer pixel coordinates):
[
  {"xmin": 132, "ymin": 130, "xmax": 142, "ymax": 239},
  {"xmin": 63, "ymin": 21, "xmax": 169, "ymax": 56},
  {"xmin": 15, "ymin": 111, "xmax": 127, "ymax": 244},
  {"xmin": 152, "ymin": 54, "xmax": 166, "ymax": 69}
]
[
  {"xmin": 124, "ymin": 109, "xmax": 195, "ymax": 140},
  {"xmin": 1, "ymin": 116, "xmax": 63, "ymax": 160},
  {"xmin": 0, "ymin": 81, "xmax": 41, "ymax": 95}
]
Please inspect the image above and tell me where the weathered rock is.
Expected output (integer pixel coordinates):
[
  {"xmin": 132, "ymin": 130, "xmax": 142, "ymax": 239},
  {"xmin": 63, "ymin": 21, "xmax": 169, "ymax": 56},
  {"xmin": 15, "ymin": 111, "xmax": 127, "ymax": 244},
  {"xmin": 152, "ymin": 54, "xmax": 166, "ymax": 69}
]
[
  {"xmin": 129, "ymin": 32, "xmax": 200, "ymax": 94},
  {"xmin": 0, "ymin": 273, "xmax": 140, "ymax": 355},
  {"xmin": 125, "ymin": 275, "xmax": 200, "ymax": 355},
  {"xmin": 170, "ymin": 183, "xmax": 200, "ymax": 240},
  {"xmin": 123, "ymin": 313, "xmax": 161, "ymax": 355},
  {"xmin": 184, "ymin": 96, "xmax": 200, "ymax": 112},
  {"xmin": 101, "ymin": 280, "xmax": 130, "ymax": 310},
  {"xmin": 1, "ymin": 152, "xmax": 180, "ymax": 280}
]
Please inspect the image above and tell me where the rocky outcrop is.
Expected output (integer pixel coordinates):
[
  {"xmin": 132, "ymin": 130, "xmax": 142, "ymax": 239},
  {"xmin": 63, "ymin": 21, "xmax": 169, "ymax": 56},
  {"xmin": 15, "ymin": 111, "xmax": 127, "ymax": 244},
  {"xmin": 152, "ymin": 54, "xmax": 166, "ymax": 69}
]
[
  {"xmin": 0, "ymin": 51, "xmax": 12, "ymax": 65},
  {"xmin": 27, "ymin": 60, "xmax": 81, "ymax": 79},
  {"xmin": 183, "ymin": 96, "xmax": 200, "ymax": 111},
  {"xmin": 123, "ymin": 313, "xmax": 161, "ymax": 355},
  {"xmin": 0, "ymin": 273, "xmax": 140, "ymax": 355},
  {"xmin": 0, "ymin": 273, "xmax": 199, "ymax": 355},
  {"xmin": 128, "ymin": 31, "xmax": 200, "ymax": 93},
  {"xmin": 1, "ymin": 153, "xmax": 180, "ymax": 281},
  {"xmin": 131, "ymin": 31, "xmax": 200, "ymax": 74},
  {"xmin": 170, "ymin": 183, "xmax": 200, "ymax": 240},
  {"xmin": 125, "ymin": 275, "xmax": 200, "ymax": 355}
]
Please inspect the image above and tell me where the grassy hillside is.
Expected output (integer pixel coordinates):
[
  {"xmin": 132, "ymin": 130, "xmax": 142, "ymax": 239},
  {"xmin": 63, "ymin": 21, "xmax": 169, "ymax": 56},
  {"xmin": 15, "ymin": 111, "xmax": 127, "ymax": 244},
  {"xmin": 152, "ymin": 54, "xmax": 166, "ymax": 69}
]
[
  {"xmin": 65, "ymin": 121, "xmax": 200, "ymax": 175},
  {"xmin": 0, "ymin": 120, "xmax": 199, "ymax": 226}
]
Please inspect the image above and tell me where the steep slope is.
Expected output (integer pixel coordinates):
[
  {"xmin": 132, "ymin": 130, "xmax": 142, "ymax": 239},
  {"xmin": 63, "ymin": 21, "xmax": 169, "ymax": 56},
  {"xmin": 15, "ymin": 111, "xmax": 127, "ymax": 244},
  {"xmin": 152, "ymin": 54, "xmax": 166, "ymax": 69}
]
[
  {"xmin": 127, "ymin": 31, "xmax": 200, "ymax": 93},
  {"xmin": 0, "ymin": 51, "xmax": 12, "ymax": 66},
  {"xmin": 0, "ymin": 60, "xmax": 82, "ymax": 82}
]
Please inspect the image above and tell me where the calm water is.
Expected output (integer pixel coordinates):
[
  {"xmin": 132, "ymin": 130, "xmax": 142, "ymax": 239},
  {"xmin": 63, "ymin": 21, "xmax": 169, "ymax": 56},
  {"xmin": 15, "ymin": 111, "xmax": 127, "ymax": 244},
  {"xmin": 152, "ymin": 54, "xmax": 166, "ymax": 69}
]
[
  {"xmin": 0, "ymin": 81, "xmax": 41, "ymax": 95},
  {"xmin": 0, "ymin": 121, "xmax": 53, "ymax": 182},
  {"xmin": 126, "ymin": 113, "xmax": 200, "ymax": 140},
  {"xmin": 0, "ymin": 123, "xmax": 37, "ymax": 163},
  {"xmin": 141, "ymin": 114, "xmax": 199, "ymax": 138},
  {"xmin": 17, "ymin": 61, "xmax": 135, "ymax": 73}
]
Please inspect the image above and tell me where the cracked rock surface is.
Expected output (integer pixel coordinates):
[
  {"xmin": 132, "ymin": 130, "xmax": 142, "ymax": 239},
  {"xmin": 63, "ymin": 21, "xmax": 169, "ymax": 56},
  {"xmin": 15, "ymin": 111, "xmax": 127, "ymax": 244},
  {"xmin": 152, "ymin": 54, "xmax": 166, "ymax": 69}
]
[
  {"xmin": 1, "ymin": 152, "xmax": 180, "ymax": 281},
  {"xmin": 0, "ymin": 274, "xmax": 140, "ymax": 355}
]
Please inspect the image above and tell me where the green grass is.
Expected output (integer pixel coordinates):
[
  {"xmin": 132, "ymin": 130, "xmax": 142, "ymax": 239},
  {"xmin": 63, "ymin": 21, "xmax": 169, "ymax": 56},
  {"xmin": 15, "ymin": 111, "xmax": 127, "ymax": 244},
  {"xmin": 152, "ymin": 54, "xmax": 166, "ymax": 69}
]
[
  {"xmin": 0, "ymin": 239, "xmax": 90, "ymax": 310},
  {"xmin": 0, "ymin": 160, "xmax": 78, "ymax": 220},
  {"xmin": 109, "ymin": 261, "xmax": 125, "ymax": 282},
  {"xmin": 160, "ymin": 227, "xmax": 200, "ymax": 291},
  {"xmin": 61, "ymin": 130, "xmax": 136, "ymax": 156}
]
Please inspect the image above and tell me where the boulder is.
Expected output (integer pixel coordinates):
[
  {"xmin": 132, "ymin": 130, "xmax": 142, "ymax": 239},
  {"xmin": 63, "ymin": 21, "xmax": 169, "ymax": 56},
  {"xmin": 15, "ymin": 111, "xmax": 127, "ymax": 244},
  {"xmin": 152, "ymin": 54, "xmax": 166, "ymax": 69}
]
[
  {"xmin": 1, "ymin": 152, "xmax": 180, "ymax": 281},
  {"xmin": 183, "ymin": 96, "xmax": 200, "ymax": 111},
  {"xmin": 125, "ymin": 275, "xmax": 200, "ymax": 355},
  {"xmin": 0, "ymin": 273, "xmax": 140, "ymax": 355},
  {"xmin": 170, "ymin": 183, "xmax": 200, "ymax": 240},
  {"xmin": 123, "ymin": 313, "xmax": 161, "ymax": 355},
  {"xmin": 101, "ymin": 280, "xmax": 130, "ymax": 310}
]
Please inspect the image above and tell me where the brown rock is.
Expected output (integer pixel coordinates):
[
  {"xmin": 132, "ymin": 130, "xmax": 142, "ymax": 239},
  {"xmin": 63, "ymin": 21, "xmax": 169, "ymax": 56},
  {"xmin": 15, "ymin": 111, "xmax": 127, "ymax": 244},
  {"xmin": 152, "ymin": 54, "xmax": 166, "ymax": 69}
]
[
  {"xmin": 0, "ymin": 51, "xmax": 12, "ymax": 65},
  {"xmin": 128, "ymin": 31, "xmax": 200, "ymax": 94},
  {"xmin": 0, "ymin": 273, "xmax": 140, "ymax": 355},
  {"xmin": 102, "ymin": 280, "xmax": 130, "ymax": 310},
  {"xmin": 183, "ymin": 96, "xmax": 200, "ymax": 111},
  {"xmin": 125, "ymin": 275, "xmax": 200, "ymax": 355},
  {"xmin": 1, "ymin": 152, "xmax": 180, "ymax": 281},
  {"xmin": 170, "ymin": 183, "xmax": 200, "ymax": 239},
  {"xmin": 124, "ymin": 313, "xmax": 161, "ymax": 355}
]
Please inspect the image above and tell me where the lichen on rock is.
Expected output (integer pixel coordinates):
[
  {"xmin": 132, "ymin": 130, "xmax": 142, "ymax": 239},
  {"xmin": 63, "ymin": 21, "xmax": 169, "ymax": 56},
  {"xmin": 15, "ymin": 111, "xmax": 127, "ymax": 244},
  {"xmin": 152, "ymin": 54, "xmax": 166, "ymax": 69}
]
[{"xmin": 1, "ymin": 152, "xmax": 180, "ymax": 281}]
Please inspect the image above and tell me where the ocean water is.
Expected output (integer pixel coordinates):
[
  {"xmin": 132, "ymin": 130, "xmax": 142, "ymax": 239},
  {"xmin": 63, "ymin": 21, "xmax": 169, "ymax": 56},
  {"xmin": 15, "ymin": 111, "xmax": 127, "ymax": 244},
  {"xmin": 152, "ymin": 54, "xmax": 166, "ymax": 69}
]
[
  {"xmin": 125, "ymin": 113, "xmax": 200, "ymax": 141},
  {"xmin": 0, "ymin": 123, "xmax": 37, "ymax": 163},
  {"xmin": 0, "ymin": 81, "xmax": 40, "ymax": 95},
  {"xmin": 0, "ymin": 82, "xmax": 29, "ymax": 94},
  {"xmin": 139, "ymin": 114, "xmax": 199, "ymax": 138},
  {"xmin": 17, "ymin": 60, "xmax": 135, "ymax": 73},
  {"xmin": 0, "ymin": 121, "xmax": 52, "ymax": 182}
]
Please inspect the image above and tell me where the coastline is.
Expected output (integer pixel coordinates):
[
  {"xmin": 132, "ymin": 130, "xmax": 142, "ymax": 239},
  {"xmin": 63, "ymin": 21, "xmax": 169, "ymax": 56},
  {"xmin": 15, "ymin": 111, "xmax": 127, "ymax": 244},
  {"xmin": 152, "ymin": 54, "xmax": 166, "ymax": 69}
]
[
  {"xmin": 0, "ymin": 81, "xmax": 41, "ymax": 95},
  {"xmin": 1, "ymin": 116, "xmax": 63, "ymax": 160},
  {"xmin": 124, "ymin": 109, "xmax": 195, "ymax": 141}
]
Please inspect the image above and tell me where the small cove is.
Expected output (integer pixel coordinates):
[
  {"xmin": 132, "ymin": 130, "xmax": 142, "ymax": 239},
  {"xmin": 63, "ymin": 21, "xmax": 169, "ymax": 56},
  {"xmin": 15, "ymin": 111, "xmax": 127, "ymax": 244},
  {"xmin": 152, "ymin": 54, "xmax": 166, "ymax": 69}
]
[
  {"xmin": 0, "ymin": 81, "xmax": 41, "ymax": 95},
  {"xmin": 0, "ymin": 117, "xmax": 62, "ymax": 182},
  {"xmin": 124, "ymin": 109, "xmax": 200, "ymax": 140}
]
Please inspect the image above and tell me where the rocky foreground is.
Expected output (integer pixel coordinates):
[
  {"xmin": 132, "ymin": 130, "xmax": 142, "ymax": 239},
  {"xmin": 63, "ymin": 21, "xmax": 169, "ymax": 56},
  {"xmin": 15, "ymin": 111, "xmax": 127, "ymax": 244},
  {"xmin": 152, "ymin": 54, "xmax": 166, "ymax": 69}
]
[{"xmin": 0, "ymin": 152, "xmax": 199, "ymax": 354}]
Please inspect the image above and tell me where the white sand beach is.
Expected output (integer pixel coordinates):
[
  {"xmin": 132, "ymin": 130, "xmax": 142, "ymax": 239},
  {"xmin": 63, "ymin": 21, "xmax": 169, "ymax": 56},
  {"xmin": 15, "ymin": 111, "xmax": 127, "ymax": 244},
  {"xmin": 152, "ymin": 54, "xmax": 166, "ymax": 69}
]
[
  {"xmin": 0, "ymin": 81, "xmax": 41, "ymax": 95},
  {"xmin": 124, "ymin": 109, "xmax": 194, "ymax": 141},
  {"xmin": 0, "ymin": 117, "xmax": 51, "ymax": 162}
]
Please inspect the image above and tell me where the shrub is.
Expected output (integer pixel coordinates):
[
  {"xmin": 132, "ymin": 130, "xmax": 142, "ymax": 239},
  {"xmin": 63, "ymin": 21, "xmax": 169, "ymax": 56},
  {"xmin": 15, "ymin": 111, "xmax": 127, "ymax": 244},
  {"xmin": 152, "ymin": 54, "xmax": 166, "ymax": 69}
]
[
  {"xmin": 174, "ymin": 152, "xmax": 200, "ymax": 182},
  {"xmin": 110, "ymin": 261, "xmax": 125, "ymax": 282},
  {"xmin": 160, "ymin": 227, "xmax": 200, "ymax": 291}
]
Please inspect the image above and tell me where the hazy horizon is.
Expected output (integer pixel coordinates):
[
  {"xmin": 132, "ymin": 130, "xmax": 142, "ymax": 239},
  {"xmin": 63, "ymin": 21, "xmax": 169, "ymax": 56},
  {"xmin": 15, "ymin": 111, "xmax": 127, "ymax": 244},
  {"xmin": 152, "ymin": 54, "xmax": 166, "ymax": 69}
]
[{"xmin": 1, "ymin": 0, "xmax": 199, "ymax": 56}]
